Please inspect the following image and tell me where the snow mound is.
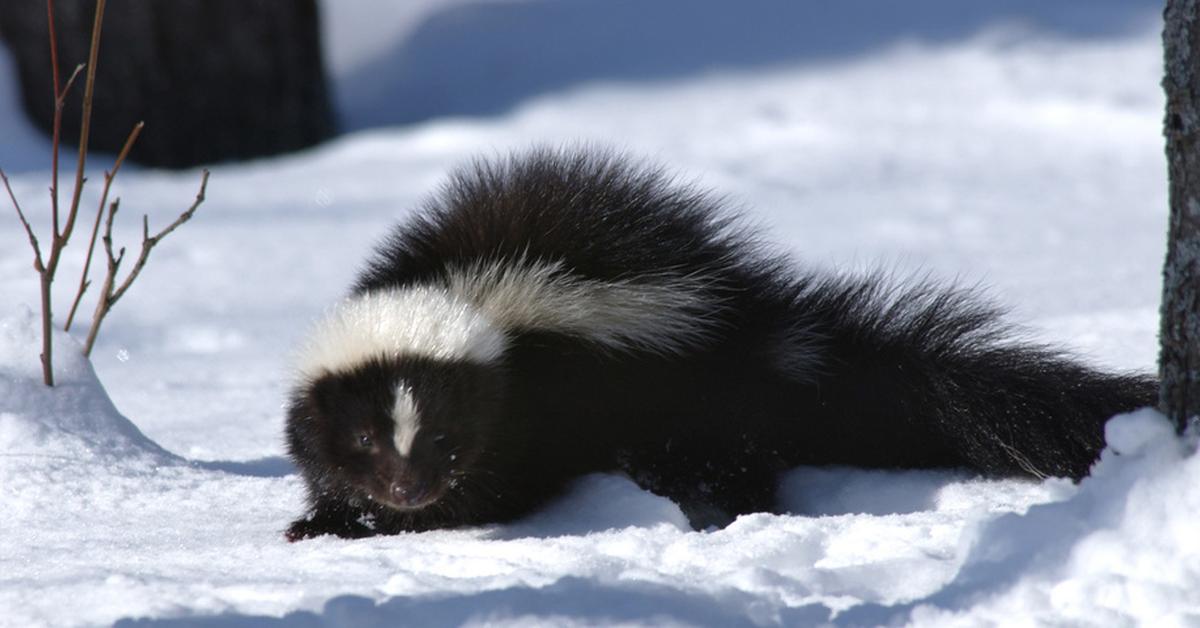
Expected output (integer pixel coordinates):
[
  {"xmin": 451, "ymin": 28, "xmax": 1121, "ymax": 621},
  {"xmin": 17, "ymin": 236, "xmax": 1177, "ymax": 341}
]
[
  {"xmin": 0, "ymin": 306, "xmax": 176, "ymax": 465},
  {"xmin": 835, "ymin": 409, "xmax": 1200, "ymax": 626}
]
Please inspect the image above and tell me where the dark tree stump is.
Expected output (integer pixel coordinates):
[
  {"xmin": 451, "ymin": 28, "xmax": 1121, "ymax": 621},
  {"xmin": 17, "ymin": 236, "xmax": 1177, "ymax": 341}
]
[{"xmin": 0, "ymin": 0, "xmax": 335, "ymax": 168}]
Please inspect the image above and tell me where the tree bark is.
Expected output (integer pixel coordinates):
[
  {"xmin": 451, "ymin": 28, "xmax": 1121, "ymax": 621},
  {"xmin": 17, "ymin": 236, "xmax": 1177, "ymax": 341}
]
[
  {"xmin": 1161, "ymin": 0, "xmax": 1200, "ymax": 433},
  {"xmin": 0, "ymin": 0, "xmax": 334, "ymax": 169}
]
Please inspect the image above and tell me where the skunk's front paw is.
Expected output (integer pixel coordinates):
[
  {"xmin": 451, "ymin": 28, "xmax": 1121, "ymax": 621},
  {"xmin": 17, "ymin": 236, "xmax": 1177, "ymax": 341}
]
[{"xmin": 285, "ymin": 510, "xmax": 375, "ymax": 542}]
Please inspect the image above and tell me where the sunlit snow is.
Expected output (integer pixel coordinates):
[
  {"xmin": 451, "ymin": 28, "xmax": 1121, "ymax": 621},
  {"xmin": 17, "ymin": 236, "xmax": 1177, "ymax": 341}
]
[{"xmin": 1, "ymin": 2, "xmax": 1193, "ymax": 626}]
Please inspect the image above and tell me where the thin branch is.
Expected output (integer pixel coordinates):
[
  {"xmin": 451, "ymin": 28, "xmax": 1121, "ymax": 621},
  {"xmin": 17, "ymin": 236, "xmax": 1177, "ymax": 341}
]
[
  {"xmin": 102, "ymin": 198, "xmax": 124, "ymax": 269},
  {"xmin": 111, "ymin": 170, "xmax": 209, "ymax": 305},
  {"xmin": 47, "ymin": 0, "xmax": 61, "ymax": 94},
  {"xmin": 58, "ymin": 63, "xmax": 84, "ymax": 107},
  {"xmin": 65, "ymin": 121, "xmax": 144, "ymax": 331},
  {"xmin": 83, "ymin": 170, "xmax": 209, "ymax": 356},
  {"xmin": 60, "ymin": 0, "xmax": 106, "ymax": 251},
  {"xmin": 103, "ymin": 199, "xmax": 125, "ymax": 273},
  {"xmin": 2, "ymin": 170, "xmax": 45, "ymax": 272},
  {"xmin": 84, "ymin": 198, "xmax": 121, "ymax": 356},
  {"xmin": 47, "ymin": 0, "xmax": 62, "ymax": 236},
  {"xmin": 148, "ymin": 170, "xmax": 208, "ymax": 243},
  {"xmin": 47, "ymin": 57, "xmax": 83, "ymax": 237},
  {"xmin": 4, "ymin": 165, "xmax": 51, "ymax": 385}
]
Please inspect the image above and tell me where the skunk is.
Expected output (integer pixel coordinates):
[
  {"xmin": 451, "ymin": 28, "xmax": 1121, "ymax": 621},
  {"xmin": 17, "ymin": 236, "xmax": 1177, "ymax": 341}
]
[{"xmin": 284, "ymin": 149, "xmax": 1156, "ymax": 540}]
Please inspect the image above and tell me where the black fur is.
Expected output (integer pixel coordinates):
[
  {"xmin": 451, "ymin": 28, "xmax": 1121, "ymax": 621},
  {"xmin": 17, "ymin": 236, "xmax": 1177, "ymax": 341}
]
[{"xmin": 285, "ymin": 149, "xmax": 1156, "ymax": 540}]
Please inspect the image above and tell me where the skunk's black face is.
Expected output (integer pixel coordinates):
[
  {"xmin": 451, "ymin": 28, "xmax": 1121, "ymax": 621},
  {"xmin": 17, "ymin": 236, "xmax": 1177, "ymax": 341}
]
[{"xmin": 286, "ymin": 356, "xmax": 504, "ymax": 513}]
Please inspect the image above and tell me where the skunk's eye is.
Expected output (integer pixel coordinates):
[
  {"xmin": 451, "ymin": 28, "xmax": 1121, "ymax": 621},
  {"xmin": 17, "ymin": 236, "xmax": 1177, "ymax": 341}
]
[
  {"xmin": 432, "ymin": 433, "xmax": 448, "ymax": 449},
  {"xmin": 357, "ymin": 433, "xmax": 373, "ymax": 449}
]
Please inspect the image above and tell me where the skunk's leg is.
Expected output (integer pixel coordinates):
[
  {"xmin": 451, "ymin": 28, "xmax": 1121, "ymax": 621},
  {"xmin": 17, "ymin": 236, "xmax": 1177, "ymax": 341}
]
[{"xmin": 620, "ymin": 442, "xmax": 782, "ymax": 529}]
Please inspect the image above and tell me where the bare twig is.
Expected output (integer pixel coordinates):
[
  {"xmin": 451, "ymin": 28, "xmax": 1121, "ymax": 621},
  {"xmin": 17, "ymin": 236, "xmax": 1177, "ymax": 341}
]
[
  {"xmin": 47, "ymin": 0, "xmax": 61, "ymax": 93},
  {"xmin": 101, "ymin": 198, "xmax": 123, "ymax": 268},
  {"xmin": 47, "ymin": 0, "xmax": 62, "ymax": 235},
  {"xmin": 83, "ymin": 170, "xmax": 209, "ymax": 356},
  {"xmin": 47, "ymin": 52, "xmax": 83, "ymax": 239},
  {"xmin": 2, "ymin": 170, "xmax": 45, "ymax": 272},
  {"xmin": 59, "ymin": 62, "xmax": 83, "ymax": 100},
  {"xmin": 85, "ymin": 198, "xmax": 122, "ymax": 356},
  {"xmin": 59, "ymin": 0, "xmax": 106, "ymax": 251},
  {"xmin": 112, "ymin": 171, "xmax": 209, "ymax": 304},
  {"xmin": 65, "ymin": 121, "xmax": 144, "ymax": 331},
  {"xmin": 103, "ymin": 198, "xmax": 126, "ymax": 272},
  {"xmin": 4, "ymin": 170, "xmax": 50, "ymax": 383},
  {"xmin": 49, "ymin": 63, "xmax": 86, "ymax": 230}
]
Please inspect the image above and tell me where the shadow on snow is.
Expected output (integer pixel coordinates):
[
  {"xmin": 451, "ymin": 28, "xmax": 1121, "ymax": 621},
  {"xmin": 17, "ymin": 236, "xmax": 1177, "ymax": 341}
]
[{"xmin": 337, "ymin": 0, "xmax": 1160, "ymax": 130}]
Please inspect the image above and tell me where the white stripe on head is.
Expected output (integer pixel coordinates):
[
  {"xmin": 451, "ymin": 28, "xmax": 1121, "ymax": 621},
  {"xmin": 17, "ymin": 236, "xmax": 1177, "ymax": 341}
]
[
  {"xmin": 392, "ymin": 383, "xmax": 420, "ymax": 457},
  {"xmin": 295, "ymin": 286, "xmax": 508, "ymax": 381}
]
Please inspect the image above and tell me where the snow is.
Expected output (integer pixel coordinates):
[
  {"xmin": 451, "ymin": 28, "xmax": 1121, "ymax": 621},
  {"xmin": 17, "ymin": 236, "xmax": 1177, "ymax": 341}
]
[
  {"xmin": 1, "ymin": 2, "xmax": 1194, "ymax": 626},
  {"xmin": 0, "ymin": 306, "xmax": 173, "ymax": 464}
]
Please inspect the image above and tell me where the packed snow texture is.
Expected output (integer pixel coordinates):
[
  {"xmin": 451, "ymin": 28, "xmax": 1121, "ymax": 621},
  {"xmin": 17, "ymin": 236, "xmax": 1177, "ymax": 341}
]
[{"xmin": 1, "ymin": 1, "xmax": 1195, "ymax": 626}]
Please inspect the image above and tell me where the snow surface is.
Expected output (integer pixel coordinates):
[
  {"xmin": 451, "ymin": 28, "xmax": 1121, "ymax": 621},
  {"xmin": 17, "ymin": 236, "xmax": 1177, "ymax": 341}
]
[{"xmin": 1, "ymin": 2, "xmax": 1196, "ymax": 626}]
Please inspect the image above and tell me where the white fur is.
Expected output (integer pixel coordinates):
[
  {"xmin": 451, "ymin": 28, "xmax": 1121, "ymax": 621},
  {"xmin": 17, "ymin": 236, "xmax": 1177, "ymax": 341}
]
[
  {"xmin": 295, "ymin": 286, "xmax": 507, "ymax": 381},
  {"xmin": 391, "ymin": 384, "xmax": 420, "ymax": 456},
  {"xmin": 296, "ymin": 258, "xmax": 720, "ymax": 380},
  {"xmin": 445, "ymin": 259, "xmax": 720, "ymax": 355}
]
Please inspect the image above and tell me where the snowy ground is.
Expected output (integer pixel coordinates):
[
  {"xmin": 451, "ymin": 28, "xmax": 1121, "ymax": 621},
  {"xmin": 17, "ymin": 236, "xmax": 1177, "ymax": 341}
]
[{"xmin": 2, "ymin": 2, "xmax": 1197, "ymax": 626}]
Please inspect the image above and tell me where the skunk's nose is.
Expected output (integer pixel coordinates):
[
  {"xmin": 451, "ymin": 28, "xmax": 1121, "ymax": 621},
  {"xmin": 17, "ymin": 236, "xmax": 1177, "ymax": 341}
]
[
  {"xmin": 390, "ymin": 480, "xmax": 412, "ymax": 501},
  {"xmin": 390, "ymin": 478, "xmax": 431, "ymax": 507}
]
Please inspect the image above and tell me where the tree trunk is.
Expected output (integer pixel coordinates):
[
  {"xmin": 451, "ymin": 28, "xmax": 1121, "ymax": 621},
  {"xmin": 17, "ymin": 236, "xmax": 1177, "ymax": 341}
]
[
  {"xmin": 1161, "ymin": 0, "xmax": 1200, "ymax": 433},
  {"xmin": 0, "ymin": 0, "xmax": 334, "ymax": 169}
]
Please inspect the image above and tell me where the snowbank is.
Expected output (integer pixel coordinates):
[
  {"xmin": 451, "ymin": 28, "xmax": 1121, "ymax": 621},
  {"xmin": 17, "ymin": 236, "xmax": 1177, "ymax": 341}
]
[
  {"xmin": 838, "ymin": 410, "xmax": 1200, "ymax": 626},
  {"xmin": 0, "ymin": 307, "xmax": 174, "ymax": 464}
]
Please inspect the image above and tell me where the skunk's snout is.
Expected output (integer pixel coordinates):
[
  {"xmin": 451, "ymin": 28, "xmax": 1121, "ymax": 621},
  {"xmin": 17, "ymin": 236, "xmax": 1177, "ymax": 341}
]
[
  {"xmin": 389, "ymin": 477, "xmax": 432, "ymax": 507},
  {"xmin": 379, "ymin": 460, "xmax": 442, "ymax": 510}
]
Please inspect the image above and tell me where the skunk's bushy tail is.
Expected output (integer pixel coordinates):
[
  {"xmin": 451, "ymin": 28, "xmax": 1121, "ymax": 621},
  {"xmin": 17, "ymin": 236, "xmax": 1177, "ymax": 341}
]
[{"xmin": 788, "ymin": 274, "xmax": 1157, "ymax": 479}]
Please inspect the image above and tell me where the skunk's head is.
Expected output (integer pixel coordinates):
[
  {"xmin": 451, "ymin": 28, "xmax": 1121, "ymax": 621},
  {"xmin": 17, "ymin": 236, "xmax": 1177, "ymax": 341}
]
[
  {"xmin": 287, "ymin": 355, "xmax": 505, "ymax": 511},
  {"xmin": 287, "ymin": 287, "xmax": 508, "ymax": 511}
]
